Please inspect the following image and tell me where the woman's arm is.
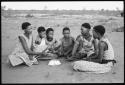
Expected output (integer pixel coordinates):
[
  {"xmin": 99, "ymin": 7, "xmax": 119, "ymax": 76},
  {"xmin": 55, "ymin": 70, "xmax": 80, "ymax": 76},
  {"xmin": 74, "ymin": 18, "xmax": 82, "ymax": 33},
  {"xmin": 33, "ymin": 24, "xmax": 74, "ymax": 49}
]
[
  {"xmin": 93, "ymin": 39, "xmax": 99, "ymax": 55},
  {"xmin": 71, "ymin": 42, "xmax": 79, "ymax": 56},
  {"xmin": 19, "ymin": 36, "xmax": 43, "ymax": 55},
  {"xmin": 31, "ymin": 36, "xmax": 35, "ymax": 51},
  {"xmin": 35, "ymin": 36, "xmax": 41, "ymax": 45},
  {"xmin": 88, "ymin": 39, "xmax": 99, "ymax": 59},
  {"xmin": 71, "ymin": 36, "xmax": 80, "ymax": 56},
  {"xmin": 88, "ymin": 41, "xmax": 105, "ymax": 63}
]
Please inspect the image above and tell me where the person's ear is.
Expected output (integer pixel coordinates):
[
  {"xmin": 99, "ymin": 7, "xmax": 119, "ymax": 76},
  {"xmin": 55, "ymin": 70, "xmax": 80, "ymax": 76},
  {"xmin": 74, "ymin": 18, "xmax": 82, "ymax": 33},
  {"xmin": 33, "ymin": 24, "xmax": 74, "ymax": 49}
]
[
  {"xmin": 24, "ymin": 28, "xmax": 26, "ymax": 31},
  {"xmin": 97, "ymin": 32, "xmax": 101, "ymax": 38}
]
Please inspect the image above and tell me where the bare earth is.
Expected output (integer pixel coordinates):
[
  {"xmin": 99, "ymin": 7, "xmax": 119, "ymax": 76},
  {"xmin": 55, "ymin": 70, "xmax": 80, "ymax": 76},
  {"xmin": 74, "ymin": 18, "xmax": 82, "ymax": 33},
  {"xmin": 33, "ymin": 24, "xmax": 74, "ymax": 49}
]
[{"xmin": 2, "ymin": 15, "xmax": 124, "ymax": 83}]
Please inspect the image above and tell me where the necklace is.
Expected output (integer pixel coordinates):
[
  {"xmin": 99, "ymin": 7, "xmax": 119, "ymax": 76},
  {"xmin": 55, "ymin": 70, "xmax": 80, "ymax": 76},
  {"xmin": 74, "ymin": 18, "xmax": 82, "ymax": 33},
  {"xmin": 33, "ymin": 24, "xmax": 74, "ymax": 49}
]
[{"xmin": 82, "ymin": 33, "xmax": 91, "ymax": 41}]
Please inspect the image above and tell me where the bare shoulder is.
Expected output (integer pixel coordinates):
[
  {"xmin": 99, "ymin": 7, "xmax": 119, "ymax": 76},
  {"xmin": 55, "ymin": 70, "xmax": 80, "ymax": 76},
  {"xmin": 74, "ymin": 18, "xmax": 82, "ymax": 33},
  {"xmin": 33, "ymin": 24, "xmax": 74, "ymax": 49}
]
[
  {"xmin": 59, "ymin": 37, "xmax": 64, "ymax": 42},
  {"xmin": 35, "ymin": 35, "xmax": 40, "ymax": 40},
  {"xmin": 70, "ymin": 36, "xmax": 75, "ymax": 40},
  {"xmin": 99, "ymin": 41, "xmax": 107, "ymax": 49},
  {"xmin": 18, "ymin": 36, "xmax": 27, "ymax": 45},
  {"xmin": 54, "ymin": 38, "xmax": 58, "ymax": 43},
  {"xmin": 18, "ymin": 35, "xmax": 24, "ymax": 40},
  {"xmin": 93, "ymin": 38, "xmax": 98, "ymax": 43},
  {"xmin": 76, "ymin": 35, "xmax": 82, "ymax": 41}
]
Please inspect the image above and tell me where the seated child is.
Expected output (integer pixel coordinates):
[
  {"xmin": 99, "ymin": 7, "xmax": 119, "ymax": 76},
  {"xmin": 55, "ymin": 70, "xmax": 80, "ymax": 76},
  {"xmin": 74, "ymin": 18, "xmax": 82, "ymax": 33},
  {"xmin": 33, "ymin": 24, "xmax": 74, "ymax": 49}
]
[
  {"xmin": 44, "ymin": 28, "xmax": 58, "ymax": 59},
  {"xmin": 68, "ymin": 23, "xmax": 97, "ymax": 61},
  {"xmin": 34, "ymin": 26, "xmax": 47, "ymax": 53},
  {"xmin": 56, "ymin": 27, "xmax": 75, "ymax": 59},
  {"xmin": 34, "ymin": 27, "xmax": 58, "ymax": 60}
]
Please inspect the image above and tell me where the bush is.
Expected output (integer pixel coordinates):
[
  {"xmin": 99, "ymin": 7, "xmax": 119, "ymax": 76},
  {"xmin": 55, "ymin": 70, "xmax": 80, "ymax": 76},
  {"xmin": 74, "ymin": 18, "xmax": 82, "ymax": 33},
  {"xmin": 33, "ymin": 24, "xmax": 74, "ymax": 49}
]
[
  {"xmin": 121, "ymin": 12, "xmax": 124, "ymax": 17},
  {"xmin": 113, "ymin": 26, "xmax": 124, "ymax": 32},
  {"xmin": 25, "ymin": 14, "xmax": 33, "ymax": 18}
]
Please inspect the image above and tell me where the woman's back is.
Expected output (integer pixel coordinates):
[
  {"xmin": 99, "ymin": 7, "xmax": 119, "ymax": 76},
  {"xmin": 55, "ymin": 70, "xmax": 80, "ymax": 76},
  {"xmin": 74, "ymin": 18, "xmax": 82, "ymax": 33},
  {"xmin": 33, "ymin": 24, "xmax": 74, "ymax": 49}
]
[
  {"xmin": 101, "ymin": 37, "xmax": 114, "ymax": 60},
  {"xmin": 11, "ymin": 33, "xmax": 32, "ymax": 54},
  {"xmin": 20, "ymin": 33, "xmax": 33, "ymax": 49},
  {"xmin": 8, "ymin": 33, "xmax": 34, "ymax": 66}
]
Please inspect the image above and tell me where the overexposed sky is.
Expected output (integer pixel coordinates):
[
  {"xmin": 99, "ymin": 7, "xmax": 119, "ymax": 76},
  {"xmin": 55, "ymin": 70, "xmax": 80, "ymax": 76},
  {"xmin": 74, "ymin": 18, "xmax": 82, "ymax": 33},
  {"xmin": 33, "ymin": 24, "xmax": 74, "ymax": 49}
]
[{"xmin": 1, "ymin": 1, "xmax": 124, "ymax": 10}]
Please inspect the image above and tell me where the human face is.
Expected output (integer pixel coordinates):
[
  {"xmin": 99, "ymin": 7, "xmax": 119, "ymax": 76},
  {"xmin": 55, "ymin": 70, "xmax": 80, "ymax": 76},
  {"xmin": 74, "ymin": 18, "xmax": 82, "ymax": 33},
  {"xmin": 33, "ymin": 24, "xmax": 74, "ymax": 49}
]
[
  {"xmin": 93, "ymin": 30, "xmax": 99, "ymax": 39},
  {"xmin": 81, "ymin": 26, "xmax": 89, "ymax": 35},
  {"xmin": 39, "ymin": 31, "xmax": 46, "ymax": 38},
  {"xmin": 24, "ymin": 25, "xmax": 32, "ymax": 34},
  {"xmin": 63, "ymin": 30, "xmax": 70, "ymax": 38},
  {"xmin": 47, "ymin": 31, "xmax": 54, "ymax": 39}
]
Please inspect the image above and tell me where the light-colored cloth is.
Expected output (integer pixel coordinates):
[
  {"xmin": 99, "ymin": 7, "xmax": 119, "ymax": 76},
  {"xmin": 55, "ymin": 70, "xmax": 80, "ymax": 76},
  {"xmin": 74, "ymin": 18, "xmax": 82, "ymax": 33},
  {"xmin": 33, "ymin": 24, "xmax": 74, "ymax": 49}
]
[
  {"xmin": 76, "ymin": 34, "xmax": 94, "ymax": 57},
  {"xmin": 81, "ymin": 36, "xmax": 94, "ymax": 57},
  {"xmin": 45, "ymin": 38, "xmax": 58, "ymax": 59},
  {"xmin": 34, "ymin": 36, "xmax": 58, "ymax": 60},
  {"xmin": 34, "ymin": 37, "xmax": 47, "ymax": 52},
  {"xmin": 8, "ymin": 33, "xmax": 37, "ymax": 67},
  {"xmin": 45, "ymin": 38, "xmax": 57, "ymax": 48},
  {"xmin": 73, "ymin": 60, "xmax": 113, "ymax": 73},
  {"xmin": 48, "ymin": 59, "xmax": 61, "ymax": 66},
  {"xmin": 73, "ymin": 37, "xmax": 115, "ymax": 73},
  {"xmin": 100, "ymin": 38, "xmax": 114, "ymax": 60}
]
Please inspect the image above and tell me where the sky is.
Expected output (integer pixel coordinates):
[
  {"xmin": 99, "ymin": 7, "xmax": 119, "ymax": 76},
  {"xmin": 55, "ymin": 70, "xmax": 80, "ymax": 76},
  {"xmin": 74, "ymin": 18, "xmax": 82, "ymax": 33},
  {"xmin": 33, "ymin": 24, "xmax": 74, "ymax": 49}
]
[{"xmin": 1, "ymin": 1, "xmax": 124, "ymax": 10}]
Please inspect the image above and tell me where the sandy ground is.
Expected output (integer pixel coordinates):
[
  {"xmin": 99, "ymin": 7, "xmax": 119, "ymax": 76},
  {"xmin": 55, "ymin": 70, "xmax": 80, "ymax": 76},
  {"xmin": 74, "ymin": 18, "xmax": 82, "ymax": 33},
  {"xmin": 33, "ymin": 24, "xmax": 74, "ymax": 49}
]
[{"xmin": 1, "ymin": 15, "xmax": 124, "ymax": 83}]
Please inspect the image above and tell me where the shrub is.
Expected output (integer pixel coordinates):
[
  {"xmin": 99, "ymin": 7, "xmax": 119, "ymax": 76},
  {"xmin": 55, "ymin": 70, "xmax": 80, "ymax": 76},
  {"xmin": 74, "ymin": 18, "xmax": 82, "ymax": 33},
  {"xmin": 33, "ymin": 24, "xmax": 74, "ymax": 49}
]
[
  {"xmin": 25, "ymin": 14, "xmax": 33, "ymax": 18},
  {"xmin": 113, "ymin": 26, "xmax": 124, "ymax": 32}
]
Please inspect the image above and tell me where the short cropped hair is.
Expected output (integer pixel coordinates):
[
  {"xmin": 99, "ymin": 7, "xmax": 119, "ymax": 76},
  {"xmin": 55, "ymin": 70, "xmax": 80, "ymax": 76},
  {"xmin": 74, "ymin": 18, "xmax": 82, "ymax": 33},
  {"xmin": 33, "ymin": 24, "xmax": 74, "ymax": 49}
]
[
  {"xmin": 22, "ymin": 22, "xmax": 31, "ymax": 30},
  {"xmin": 63, "ymin": 27, "xmax": 70, "ymax": 33},
  {"xmin": 46, "ymin": 28, "xmax": 54, "ymax": 34},
  {"xmin": 37, "ymin": 26, "xmax": 46, "ymax": 33},
  {"xmin": 93, "ymin": 25, "xmax": 105, "ymax": 36},
  {"xmin": 81, "ymin": 23, "xmax": 91, "ymax": 29}
]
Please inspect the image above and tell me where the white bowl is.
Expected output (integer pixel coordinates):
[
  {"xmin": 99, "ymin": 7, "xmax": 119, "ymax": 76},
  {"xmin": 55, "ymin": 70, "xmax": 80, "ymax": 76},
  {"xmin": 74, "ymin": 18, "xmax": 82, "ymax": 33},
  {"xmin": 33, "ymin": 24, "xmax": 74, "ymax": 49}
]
[{"xmin": 48, "ymin": 59, "xmax": 61, "ymax": 66}]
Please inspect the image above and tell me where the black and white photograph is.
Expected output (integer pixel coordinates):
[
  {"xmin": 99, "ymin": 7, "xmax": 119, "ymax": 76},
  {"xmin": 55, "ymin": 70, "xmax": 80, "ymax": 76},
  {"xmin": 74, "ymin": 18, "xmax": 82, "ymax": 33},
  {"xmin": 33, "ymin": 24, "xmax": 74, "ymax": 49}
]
[{"xmin": 1, "ymin": 1, "xmax": 124, "ymax": 83}]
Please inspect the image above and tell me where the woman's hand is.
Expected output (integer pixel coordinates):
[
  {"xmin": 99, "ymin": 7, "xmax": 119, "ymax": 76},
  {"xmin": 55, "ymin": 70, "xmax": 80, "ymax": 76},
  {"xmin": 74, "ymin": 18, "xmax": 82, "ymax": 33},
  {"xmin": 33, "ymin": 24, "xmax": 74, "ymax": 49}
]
[
  {"xmin": 79, "ymin": 49, "xmax": 85, "ymax": 54},
  {"xmin": 29, "ymin": 55, "xmax": 34, "ymax": 60},
  {"xmin": 63, "ymin": 52, "xmax": 67, "ymax": 56},
  {"xmin": 31, "ymin": 45, "xmax": 35, "ymax": 51},
  {"xmin": 85, "ymin": 57, "xmax": 91, "ymax": 61},
  {"xmin": 35, "ymin": 38, "xmax": 41, "ymax": 45}
]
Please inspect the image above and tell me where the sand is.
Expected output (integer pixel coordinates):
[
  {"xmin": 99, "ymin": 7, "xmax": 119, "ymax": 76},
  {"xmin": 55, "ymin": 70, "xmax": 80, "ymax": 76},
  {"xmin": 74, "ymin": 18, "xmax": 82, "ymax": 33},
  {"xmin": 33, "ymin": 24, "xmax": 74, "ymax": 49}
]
[{"xmin": 1, "ymin": 15, "xmax": 124, "ymax": 83}]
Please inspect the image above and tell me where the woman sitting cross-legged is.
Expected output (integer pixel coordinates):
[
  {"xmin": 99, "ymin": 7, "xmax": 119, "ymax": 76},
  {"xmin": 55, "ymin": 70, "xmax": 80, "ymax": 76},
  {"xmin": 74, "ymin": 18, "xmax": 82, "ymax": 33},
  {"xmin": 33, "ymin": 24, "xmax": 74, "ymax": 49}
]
[
  {"xmin": 7, "ymin": 22, "xmax": 44, "ymax": 67},
  {"xmin": 67, "ymin": 23, "xmax": 96, "ymax": 61},
  {"xmin": 73, "ymin": 25, "xmax": 116, "ymax": 73}
]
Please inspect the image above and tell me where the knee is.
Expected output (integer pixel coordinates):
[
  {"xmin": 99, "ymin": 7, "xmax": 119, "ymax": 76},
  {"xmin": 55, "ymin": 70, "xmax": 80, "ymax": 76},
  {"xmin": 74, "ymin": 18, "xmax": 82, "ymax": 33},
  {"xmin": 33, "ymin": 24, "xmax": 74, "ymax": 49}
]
[
  {"xmin": 72, "ymin": 62, "xmax": 80, "ymax": 71},
  {"xmin": 72, "ymin": 61, "xmax": 80, "ymax": 68}
]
